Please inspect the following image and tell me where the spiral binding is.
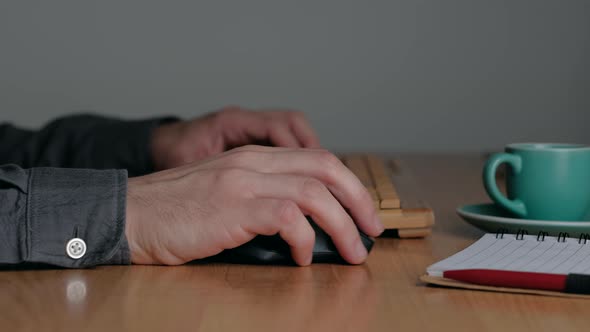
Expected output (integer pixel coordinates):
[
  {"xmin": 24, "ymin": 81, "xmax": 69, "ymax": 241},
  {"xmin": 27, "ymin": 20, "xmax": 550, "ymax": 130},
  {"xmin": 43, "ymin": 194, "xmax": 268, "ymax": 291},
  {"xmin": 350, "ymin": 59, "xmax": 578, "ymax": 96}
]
[
  {"xmin": 558, "ymin": 232, "xmax": 569, "ymax": 243},
  {"xmin": 516, "ymin": 229, "xmax": 528, "ymax": 240},
  {"xmin": 495, "ymin": 228, "xmax": 590, "ymax": 244}
]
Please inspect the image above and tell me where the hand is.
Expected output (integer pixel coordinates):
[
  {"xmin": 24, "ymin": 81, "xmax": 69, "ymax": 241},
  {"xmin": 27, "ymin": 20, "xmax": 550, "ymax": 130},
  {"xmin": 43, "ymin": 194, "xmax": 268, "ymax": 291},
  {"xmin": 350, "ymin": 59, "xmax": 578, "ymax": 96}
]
[
  {"xmin": 125, "ymin": 146, "xmax": 384, "ymax": 266},
  {"xmin": 151, "ymin": 106, "xmax": 321, "ymax": 170}
]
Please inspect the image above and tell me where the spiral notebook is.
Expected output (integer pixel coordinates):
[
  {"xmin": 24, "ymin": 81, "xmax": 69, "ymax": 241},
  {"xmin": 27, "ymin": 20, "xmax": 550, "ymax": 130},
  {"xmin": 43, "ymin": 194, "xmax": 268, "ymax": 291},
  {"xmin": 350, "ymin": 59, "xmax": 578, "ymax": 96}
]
[{"xmin": 421, "ymin": 231, "xmax": 590, "ymax": 298}]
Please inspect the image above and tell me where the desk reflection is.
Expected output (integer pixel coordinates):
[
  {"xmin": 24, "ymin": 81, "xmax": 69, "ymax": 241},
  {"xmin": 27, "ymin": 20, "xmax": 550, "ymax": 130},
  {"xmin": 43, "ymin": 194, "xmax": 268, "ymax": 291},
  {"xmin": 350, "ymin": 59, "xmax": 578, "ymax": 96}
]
[{"xmin": 1, "ymin": 264, "xmax": 379, "ymax": 331}]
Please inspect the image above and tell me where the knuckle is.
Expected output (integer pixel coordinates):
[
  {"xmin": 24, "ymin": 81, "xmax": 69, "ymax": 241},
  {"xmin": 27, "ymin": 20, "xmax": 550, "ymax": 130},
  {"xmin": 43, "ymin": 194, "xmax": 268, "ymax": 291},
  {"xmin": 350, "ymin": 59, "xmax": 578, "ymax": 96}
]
[
  {"xmin": 317, "ymin": 150, "xmax": 342, "ymax": 170},
  {"xmin": 225, "ymin": 150, "xmax": 257, "ymax": 166},
  {"xmin": 301, "ymin": 178, "xmax": 326, "ymax": 199},
  {"xmin": 329, "ymin": 218, "xmax": 350, "ymax": 236},
  {"xmin": 276, "ymin": 200, "xmax": 300, "ymax": 228},
  {"xmin": 215, "ymin": 168, "xmax": 251, "ymax": 191}
]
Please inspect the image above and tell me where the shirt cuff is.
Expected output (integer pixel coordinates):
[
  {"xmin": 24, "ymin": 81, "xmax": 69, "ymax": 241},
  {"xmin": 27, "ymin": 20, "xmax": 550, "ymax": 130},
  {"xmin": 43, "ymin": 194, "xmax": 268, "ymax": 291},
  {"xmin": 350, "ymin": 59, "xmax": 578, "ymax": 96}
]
[{"xmin": 26, "ymin": 167, "xmax": 130, "ymax": 268}]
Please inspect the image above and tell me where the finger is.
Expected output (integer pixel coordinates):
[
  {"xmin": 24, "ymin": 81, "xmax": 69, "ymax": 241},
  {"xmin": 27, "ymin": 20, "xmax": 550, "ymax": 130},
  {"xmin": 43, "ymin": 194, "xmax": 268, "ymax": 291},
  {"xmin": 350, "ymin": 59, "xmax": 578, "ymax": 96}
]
[
  {"xmin": 213, "ymin": 147, "xmax": 383, "ymax": 237},
  {"xmin": 268, "ymin": 122, "xmax": 303, "ymax": 148},
  {"xmin": 285, "ymin": 112, "xmax": 321, "ymax": 148},
  {"xmin": 154, "ymin": 146, "xmax": 382, "ymax": 238},
  {"xmin": 217, "ymin": 109, "xmax": 302, "ymax": 148},
  {"xmin": 247, "ymin": 198, "xmax": 315, "ymax": 266},
  {"xmin": 139, "ymin": 143, "xmax": 307, "ymax": 181},
  {"xmin": 249, "ymin": 173, "xmax": 368, "ymax": 264}
]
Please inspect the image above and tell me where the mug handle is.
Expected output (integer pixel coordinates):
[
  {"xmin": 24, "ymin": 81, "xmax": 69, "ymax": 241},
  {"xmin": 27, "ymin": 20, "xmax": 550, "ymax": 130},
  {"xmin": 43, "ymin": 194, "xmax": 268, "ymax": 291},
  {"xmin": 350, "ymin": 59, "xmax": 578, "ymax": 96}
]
[{"xmin": 483, "ymin": 153, "xmax": 527, "ymax": 217}]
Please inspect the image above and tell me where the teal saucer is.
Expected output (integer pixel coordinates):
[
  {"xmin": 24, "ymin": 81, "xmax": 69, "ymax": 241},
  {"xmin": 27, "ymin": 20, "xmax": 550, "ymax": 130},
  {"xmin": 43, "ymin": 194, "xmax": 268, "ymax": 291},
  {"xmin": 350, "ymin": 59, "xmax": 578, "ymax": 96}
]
[{"xmin": 457, "ymin": 203, "xmax": 590, "ymax": 238}]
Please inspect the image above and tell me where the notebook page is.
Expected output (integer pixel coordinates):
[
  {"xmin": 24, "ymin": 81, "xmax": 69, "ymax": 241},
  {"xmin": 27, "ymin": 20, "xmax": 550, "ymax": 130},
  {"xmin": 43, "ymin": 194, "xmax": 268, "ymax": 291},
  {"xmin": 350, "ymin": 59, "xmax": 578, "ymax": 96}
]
[{"xmin": 426, "ymin": 233, "xmax": 590, "ymax": 277}]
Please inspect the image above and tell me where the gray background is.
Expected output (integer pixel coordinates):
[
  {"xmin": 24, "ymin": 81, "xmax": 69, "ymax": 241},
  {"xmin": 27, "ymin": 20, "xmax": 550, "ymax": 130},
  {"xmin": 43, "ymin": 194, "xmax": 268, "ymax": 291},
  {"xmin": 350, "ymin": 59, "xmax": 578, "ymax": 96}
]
[{"xmin": 1, "ymin": 1, "xmax": 588, "ymax": 152}]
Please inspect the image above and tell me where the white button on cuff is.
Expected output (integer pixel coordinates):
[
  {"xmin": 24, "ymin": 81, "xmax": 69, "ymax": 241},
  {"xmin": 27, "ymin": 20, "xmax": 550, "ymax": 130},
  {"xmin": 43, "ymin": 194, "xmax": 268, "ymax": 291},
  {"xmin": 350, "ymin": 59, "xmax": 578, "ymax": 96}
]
[{"xmin": 66, "ymin": 238, "xmax": 87, "ymax": 259}]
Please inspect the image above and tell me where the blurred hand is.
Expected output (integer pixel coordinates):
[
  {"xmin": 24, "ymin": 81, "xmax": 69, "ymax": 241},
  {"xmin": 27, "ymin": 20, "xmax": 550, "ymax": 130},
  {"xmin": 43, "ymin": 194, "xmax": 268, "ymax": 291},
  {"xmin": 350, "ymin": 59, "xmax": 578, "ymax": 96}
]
[
  {"xmin": 126, "ymin": 146, "xmax": 384, "ymax": 266},
  {"xmin": 151, "ymin": 106, "xmax": 321, "ymax": 170}
]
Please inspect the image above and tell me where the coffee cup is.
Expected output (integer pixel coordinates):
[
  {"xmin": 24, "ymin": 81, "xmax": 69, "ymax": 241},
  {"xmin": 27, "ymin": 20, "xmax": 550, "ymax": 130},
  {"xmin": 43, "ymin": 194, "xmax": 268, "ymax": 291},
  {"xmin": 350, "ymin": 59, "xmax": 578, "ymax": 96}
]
[{"xmin": 483, "ymin": 143, "xmax": 590, "ymax": 221}]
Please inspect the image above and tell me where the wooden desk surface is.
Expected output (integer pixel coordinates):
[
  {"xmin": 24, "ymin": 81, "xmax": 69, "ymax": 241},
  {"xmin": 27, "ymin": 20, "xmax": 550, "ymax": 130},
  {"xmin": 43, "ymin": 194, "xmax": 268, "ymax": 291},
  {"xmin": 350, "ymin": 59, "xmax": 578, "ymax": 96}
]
[{"xmin": 2, "ymin": 155, "xmax": 589, "ymax": 332}]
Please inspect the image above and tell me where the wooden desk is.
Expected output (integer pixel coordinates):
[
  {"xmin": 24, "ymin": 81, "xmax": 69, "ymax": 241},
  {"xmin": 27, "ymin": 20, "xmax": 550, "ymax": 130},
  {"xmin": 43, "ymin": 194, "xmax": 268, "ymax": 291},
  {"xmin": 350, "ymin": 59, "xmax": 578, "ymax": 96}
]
[{"xmin": 2, "ymin": 155, "xmax": 589, "ymax": 331}]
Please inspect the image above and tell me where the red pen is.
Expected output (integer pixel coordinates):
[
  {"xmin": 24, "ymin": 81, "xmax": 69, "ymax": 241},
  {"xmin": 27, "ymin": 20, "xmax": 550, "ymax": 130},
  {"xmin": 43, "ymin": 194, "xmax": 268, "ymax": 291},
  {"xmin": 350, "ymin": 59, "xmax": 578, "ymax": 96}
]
[{"xmin": 443, "ymin": 269, "xmax": 590, "ymax": 295}]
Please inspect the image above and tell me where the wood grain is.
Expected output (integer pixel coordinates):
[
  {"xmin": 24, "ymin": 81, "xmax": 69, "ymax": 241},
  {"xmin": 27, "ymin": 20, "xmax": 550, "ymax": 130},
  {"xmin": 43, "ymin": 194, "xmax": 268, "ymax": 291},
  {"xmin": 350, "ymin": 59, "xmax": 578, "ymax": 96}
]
[
  {"xmin": 366, "ymin": 155, "xmax": 401, "ymax": 209},
  {"xmin": 342, "ymin": 154, "xmax": 374, "ymax": 188},
  {"xmin": 397, "ymin": 227, "xmax": 432, "ymax": 238},
  {"xmin": 1, "ymin": 155, "xmax": 589, "ymax": 332},
  {"xmin": 379, "ymin": 208, "xmax": 434, "ymax": 229},
  {"xmin": 342, "ymin": 154, "xmax": 432, "ymax": 234}
]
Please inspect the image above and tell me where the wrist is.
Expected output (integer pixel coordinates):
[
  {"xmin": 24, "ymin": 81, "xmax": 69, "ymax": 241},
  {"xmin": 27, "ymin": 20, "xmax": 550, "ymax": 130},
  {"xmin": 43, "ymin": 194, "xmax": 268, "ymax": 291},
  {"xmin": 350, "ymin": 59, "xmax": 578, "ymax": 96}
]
[{"xmin": 125, "ymin": 177, "xmax": 153, "ymax": 264}]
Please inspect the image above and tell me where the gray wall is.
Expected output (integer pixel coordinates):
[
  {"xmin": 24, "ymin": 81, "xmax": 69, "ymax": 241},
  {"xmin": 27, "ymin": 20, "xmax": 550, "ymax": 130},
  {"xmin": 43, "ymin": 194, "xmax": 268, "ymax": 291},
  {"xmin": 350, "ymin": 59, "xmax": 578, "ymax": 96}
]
[{"xmin": 1, "ymin": 1, "xmax": 588, "ymax": 152}]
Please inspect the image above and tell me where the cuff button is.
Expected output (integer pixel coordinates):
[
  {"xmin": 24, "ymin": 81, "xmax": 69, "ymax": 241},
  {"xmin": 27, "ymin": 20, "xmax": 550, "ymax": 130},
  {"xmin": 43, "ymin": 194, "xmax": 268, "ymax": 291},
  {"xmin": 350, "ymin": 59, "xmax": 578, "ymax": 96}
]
[{"xmin": 66, "ymin": 238, "xmax": 87, "ymax": 259}]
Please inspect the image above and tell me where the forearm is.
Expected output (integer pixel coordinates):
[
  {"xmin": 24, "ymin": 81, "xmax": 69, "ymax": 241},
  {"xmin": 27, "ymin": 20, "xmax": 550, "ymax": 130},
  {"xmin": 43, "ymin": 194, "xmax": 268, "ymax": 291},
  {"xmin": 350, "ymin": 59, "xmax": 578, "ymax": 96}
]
[
  {"xmin": 0, "ymin": 164, "xmax": 130, "ymax": 268},
  {"xmin": 0, "ymin": 114, "xmax": 177, "ymax": 176}
]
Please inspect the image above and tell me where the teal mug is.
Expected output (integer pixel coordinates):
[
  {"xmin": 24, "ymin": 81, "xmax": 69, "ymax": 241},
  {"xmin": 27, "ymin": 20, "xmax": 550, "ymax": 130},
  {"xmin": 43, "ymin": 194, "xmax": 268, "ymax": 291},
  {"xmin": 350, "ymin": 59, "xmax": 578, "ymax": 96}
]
[{"xmin": 483, "ymin": 143, "xmax": 590, "ymax": 221}]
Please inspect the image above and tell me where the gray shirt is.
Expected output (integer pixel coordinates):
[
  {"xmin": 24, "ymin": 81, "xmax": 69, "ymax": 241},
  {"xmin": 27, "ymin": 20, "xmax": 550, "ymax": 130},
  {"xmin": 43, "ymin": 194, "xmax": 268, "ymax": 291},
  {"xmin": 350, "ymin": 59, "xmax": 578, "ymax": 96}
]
[{"xmin": 0, "ymin": 114, "xmax": 175, "ymax": 268}]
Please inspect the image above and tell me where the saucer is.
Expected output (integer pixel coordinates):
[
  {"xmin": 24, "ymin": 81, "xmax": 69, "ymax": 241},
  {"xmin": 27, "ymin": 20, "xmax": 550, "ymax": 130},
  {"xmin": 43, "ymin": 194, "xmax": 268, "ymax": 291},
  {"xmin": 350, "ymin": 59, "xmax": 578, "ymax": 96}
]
[{"xmin": 456, "ymin": 203, "xmax": 590, "ymax": 238}]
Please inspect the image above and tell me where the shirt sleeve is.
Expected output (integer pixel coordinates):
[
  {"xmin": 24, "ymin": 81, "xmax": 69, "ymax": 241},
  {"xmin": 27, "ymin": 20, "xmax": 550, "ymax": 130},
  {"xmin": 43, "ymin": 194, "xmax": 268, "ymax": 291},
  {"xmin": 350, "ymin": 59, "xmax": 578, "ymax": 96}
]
[
  {"xmin": 0, "ymin": 164, "xmax": 130, "ymax": 268},
  {"xmin": 0, "ymin": 114, "xmax": 178, "ymax": 177}
]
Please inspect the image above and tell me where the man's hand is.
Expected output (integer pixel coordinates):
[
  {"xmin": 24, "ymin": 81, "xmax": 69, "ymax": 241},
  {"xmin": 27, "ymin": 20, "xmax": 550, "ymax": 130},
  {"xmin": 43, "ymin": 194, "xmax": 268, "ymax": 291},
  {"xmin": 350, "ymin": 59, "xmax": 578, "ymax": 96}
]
[
  {"xmin": 125, "ymin": 146, "xmax": 384, "ymax": 266},
  {"xmin": 151, "ymin": 106, "xmax": 321, "ymax": 170}
]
